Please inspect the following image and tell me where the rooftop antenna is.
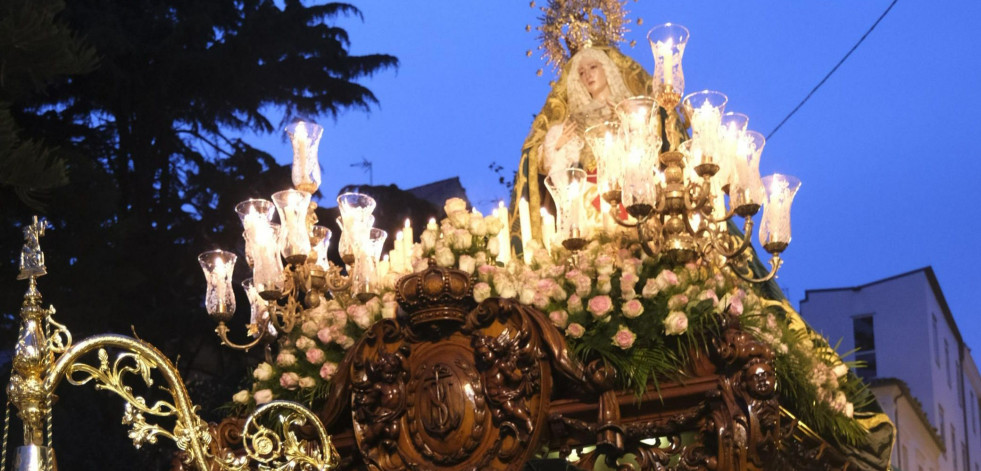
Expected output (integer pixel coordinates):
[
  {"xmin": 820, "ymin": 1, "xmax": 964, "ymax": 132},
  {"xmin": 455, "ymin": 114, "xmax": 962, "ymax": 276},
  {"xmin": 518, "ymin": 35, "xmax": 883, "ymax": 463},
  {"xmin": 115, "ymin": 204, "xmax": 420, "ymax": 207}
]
[{"xmin": 350, "ymin": 157, "xmax": 373, "ymax": 185}]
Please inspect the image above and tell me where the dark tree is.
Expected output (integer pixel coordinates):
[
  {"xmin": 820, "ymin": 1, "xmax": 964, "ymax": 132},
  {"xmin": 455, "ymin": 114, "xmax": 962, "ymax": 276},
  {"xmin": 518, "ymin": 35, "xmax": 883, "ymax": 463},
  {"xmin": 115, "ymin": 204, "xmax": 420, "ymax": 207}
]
[{"xmin": 0, "ymin": 0, "xmax": 396, "ymax": 467}]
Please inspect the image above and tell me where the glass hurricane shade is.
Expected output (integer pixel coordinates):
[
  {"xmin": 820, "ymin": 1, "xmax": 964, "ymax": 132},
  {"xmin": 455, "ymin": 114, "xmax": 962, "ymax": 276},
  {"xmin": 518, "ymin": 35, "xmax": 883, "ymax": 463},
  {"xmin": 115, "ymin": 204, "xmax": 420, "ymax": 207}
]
[
  {"xmin": 310, "ymin": 225, "xmax": 332, "ymax": 269},
  {"xmin": 683, "ymin": 90, "xmax": 727, "ymax": 161},
  {"xmin": 198, "ymin": 250, "xmax": 237, "ymax": 322},
  {"xmin": 235, "ymin": 199, "xmax": 276, "ymax": 268},
  {"xmin": 286, "ymin": 120, "xmax": 324, "ymax": 193},
  {"xmin": 545, "ymin": 168, "xmax": 589, "ymax": 249},
  {"xmin": 717, "ymin": 112, "xmax": 750, "ymax": 186},
  {"xmin": 252, "ymin": 221, "xmax": 285, "ymax": 300},
  {"xmin": 728, "ymin": 130, "xmax": 766, "ymax": 214},
  {"xmin": 242, "ymin": 278, "xmax": 276, "ymax": 337},
  {"xmin": 584, "ymin": 121, "xmax": 622, "ymax": 198},
  {"xmin": 271, "ymin": 189, "xmax": 312, "ymax": 264},
  {"xmin": 615, "ymin": 96, "xmax": 660, "ymax": 147},
  {"xmin": 647, "ymin": 23, "xmax": 689, "ymax": 102},
  {"xmin": 759, "ymin": 174, "xmax": 801, "ymax": 252},
  {"xmin": 352, "ymin": 228, "xmax": 388, "ymax": 295},
  {"xmin": 337, "ymin": 193, "xmax": 377, "ymax": 263}
]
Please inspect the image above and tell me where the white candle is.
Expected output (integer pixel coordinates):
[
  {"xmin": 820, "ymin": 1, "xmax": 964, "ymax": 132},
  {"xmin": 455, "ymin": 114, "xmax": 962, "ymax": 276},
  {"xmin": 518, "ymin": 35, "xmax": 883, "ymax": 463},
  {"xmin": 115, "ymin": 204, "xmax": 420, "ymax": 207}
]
[
  {"xmin": 518, "ymin": 198, "xmax": 532, "ymax": 264},
  {"xmin": 402, "ymin": 219, "xmax": 413, "ymax": 270},
  {"xmin": 393, "ymin": 231, "xmax": 405, "ymax": 273},
  {"xmin": 541, "ymin": 207, "xmax": 555, "ymax": 254},
  {"xmin": 600, "ymin": 199, "xmax": 612, "ymax": 233},
  {"xmin": 377, "ymin": 255, "xmax": 390, "ymax": 280},
  {"xmin": 426, "ymin": 217, "xmax": 438, "ymax": 231},
  {"xmin": 213, "ymin": 257, "xmax": 228, "ymax": 312},
  {"xmin": 658, "ymin": 40, "xmax": 675, "ymax": 87}
]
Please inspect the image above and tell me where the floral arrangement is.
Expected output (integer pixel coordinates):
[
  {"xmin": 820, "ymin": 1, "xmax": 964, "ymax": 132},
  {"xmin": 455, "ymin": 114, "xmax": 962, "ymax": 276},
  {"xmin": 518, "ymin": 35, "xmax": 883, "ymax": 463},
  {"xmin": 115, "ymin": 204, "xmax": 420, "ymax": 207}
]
[{"xmin": 235, "ymin": 198, "xmax": 873, "ymax": 446}]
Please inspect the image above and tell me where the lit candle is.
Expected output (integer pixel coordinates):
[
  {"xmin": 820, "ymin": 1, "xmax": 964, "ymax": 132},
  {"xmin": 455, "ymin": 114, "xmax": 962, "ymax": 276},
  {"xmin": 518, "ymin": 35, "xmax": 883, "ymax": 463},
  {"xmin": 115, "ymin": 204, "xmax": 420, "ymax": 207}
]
[
  {"xmin": 213, "ymin": 257, "xmax": 228, "ymax": 312},
  {"xmin": 600, "ymin": 199, "xmax": 612, "ymax": 233},
  {"xmin": 658, "ymin": 39, "xmax": 675, "ymax": 87},
  {"xmin": 377, "ymin": 254, "xmax": 390, "ymax": 280},
  {"xmin": 426, "ymin": 217, "xmax": 438, "ymax": 231},
  {"xmin": 402, "ymin": 219, "xmax": 413, "ymax": 270},
  {"xmin": 518, "ymin": 198, "xmax": 532, "ymax": 264},
  {"xmin": 541, "ymin": 207, "xmax": 555, "ymax": 254},
  {"xmin": 291, "ymin": 123, "xmax": 310, "ymax": 175},
  {"xmin": 393, "ymin": 231, "xmax": 405, "ymax": 273}
]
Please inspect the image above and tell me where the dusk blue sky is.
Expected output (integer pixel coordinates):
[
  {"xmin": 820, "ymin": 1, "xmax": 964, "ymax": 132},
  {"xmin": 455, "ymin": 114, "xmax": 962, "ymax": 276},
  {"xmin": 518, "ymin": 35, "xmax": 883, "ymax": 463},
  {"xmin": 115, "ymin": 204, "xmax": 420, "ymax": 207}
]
[{"xmin": 249, "ymin": 2, "xmax": 981, "ymax": 362}]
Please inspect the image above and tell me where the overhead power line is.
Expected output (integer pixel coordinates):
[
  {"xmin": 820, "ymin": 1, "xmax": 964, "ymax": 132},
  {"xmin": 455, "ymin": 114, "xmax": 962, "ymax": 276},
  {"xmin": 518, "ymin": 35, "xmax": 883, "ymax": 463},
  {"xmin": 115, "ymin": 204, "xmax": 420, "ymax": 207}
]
[{"xmin": 767, "ymin": 0, "xmax": 899, "ymax": 141}]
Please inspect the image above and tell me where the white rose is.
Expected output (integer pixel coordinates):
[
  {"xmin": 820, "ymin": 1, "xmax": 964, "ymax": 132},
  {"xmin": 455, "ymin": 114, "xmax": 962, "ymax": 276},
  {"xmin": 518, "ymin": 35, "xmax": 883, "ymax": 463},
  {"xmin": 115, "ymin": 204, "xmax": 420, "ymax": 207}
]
[
  {"xmin": 301, "ymin": 320, "xmax": 319, "ymax": 338},
  {"xmin": 451, "ymin": 229, "xmax": 473, "ymax": 250},
  {"xmin": 298, "ymin": 376, "xmax": 317, "ymax": 389},
  {"xmin": 449, "ymin": 210, "xmax": 470, "ymax": 228},
  {"xmin": 485, "ymin": 214, "xmax": 504, "ymax": 235},
  {"xmin": 232, "ymin": 389, "xmax": 250, "ymax": 404},
  {"xmin": 435, "ymin": 246, "xmax": 455, "ymax": 267},
  {"xmin": 519, "ymin": 287, "xmax": 536, "ymax": 305},
  {"xmin": 444, "ymin": 197, "xmax": 467, "ymax": 215},
  {"xmin": 421, "ymin": 230, "xmax": 437, "ymax": 250},
  {"xmin": 458, "ymin": 255, "xmax": 476, "ymax": 274},
  {"xmin": 382, "ymin": 301, "xmax": 398, "ymax": 319},
  {"xmin": 469, "ymin": 217, "xmax": 487, "ymax": 237},
  {"xmin": 473, "ymin": 282, "xmax": 492, "ymax": 303},
  {"xmin": 252, "ymin": 363, "xmax": 274, "ymax": 381},
  {"xmin": 487, "ymin": 236, "xmax": 500, "ymax": 257}
]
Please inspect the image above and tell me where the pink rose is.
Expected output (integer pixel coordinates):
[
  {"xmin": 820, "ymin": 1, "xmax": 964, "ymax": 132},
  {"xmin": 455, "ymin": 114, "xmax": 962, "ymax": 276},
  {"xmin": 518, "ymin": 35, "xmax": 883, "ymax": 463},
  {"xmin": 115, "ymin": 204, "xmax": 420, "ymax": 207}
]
[
  {"xmin": 305, "ymin": 348, "xmax": 325, "ymax": 365},
  {"xmin": 549, "ymin": 310, "xmax": 569, "ymax": 328},
  {"xmin": 319, "ymin": 362, "xmax": 339, "ymax": 380},
  {"xmin": 667, "ymin": 294, "xmax": 689, "ymax": 310},
  {"xmin": 641, "ymin": 278, "xmax": 660, "ymax": 298},
  {"xmin": 595, "ymin": 254, "xmax": 615, "ymax": 276},
  {"xmin": 567, "ymin": 294, "xmax": 583, "ymax": 314},
  {"xmin": 587, "ymin": 295, "xmax": 613, "ymax": 318},
  {"xmin": 612, "ymin": 326, "xmax": 636, "ymax": 349},
  {"xmin": 279, "ymin": 372, "xmax": 299, "ymax": 390},
  {"xmin": 316, "ymin": 327, "xmax": 334, "ymax": 344},
  {"xmin": 698, "ymin": 290, "xmax": 719, "ymax": 306},
  {"xmin": 727, "ymin": 290, "xmax": 744, "ymax": 316},
  {"xmin": 656, "ymin": 270, "xmax": 680, "ymax": 289},
  {"xmin": 622, "ymin": 299, "xmax": 644, "ymax": 318},
  {"xmin": 664, "ymin": 311, "xmax": 688, "ymax": 335},
  {"xmin": 253, "ymin": 389, "xmax": 273, "ymax": 405},
  {"xmin": 566, "ymin": 323, "xmax": 585, "ymax": 338}
]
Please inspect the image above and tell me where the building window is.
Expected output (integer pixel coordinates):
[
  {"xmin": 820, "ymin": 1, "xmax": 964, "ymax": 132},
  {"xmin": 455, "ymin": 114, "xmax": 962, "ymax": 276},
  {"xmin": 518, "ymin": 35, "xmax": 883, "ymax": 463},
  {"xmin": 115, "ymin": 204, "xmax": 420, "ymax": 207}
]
[
  {"xmin": 971, "ymin": 390, "xmax": 976, "ymax": 433},
  {"xmin": 940, "ymin": 405, "xmax": 945, "ymax": 445},
  {"xmin": 952, "ymin": 426, "xmax": 957, "ymax": 469},
  {"xmin": 946, "ymin": 339, "xmax": 952, "ymax": 387},
  {"xmin": 934, "ymin": 314, "xmax": 940, "ymax": 365},
  {"xmin": 853, "ymin": 315, "xmax": 876, "ymax": 380}
]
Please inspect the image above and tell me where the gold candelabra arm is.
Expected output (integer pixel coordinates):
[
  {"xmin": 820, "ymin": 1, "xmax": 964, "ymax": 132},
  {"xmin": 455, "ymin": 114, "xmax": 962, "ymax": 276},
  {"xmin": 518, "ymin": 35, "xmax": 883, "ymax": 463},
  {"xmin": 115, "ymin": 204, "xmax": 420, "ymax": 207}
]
[
  {"xmin": 683, "ymin": 178, "xmax": 712, "ymax": 213},
  {"xmin": 707, "ymin": 217, "xmax": 755, "ymax": 260},
  {"xmin": 637, "ymin": 217, "xmax": 664, "ymax": 258},
  {"xmin": 727, "ymin": 252, "xmax": 782, "ymax": 284},
  {"xmin": 215, "ymin": 321, "xmax": 270, "ymax": 352}
]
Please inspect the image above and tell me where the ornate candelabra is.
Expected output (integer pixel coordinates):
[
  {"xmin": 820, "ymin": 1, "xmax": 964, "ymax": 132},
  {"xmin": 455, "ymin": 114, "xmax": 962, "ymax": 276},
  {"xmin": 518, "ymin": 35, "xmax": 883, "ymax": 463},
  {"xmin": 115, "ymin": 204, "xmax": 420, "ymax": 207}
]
[
  {"xmin": 200, "ymin": 121, "xmax": 398, "ymax": 352},
  {"xmin": 558, "ymin": 22, "xmax": 802, "ymax": 283},
  {"xmin": 3, "ymin": 217, "xmax": 339, "ymax": 470}
]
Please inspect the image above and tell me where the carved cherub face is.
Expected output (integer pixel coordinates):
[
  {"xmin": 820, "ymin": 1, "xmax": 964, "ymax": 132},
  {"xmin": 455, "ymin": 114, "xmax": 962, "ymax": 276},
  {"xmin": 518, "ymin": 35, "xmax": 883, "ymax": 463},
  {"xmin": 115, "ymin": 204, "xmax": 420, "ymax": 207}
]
[
  {"xmin": 577, "ymin": 56, "xmax": 609, "ymax": 100},
  {"xmin": 745, "ymin": 362, "xmax": 776, "ymax": 398}
]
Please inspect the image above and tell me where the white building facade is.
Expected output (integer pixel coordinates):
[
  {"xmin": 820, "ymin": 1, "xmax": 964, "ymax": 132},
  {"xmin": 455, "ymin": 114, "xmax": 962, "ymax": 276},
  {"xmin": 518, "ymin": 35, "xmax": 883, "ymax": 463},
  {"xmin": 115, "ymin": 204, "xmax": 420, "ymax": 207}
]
[{"xmin": 800, "ymin": 267, "xmax": 981, "ymax": 471}]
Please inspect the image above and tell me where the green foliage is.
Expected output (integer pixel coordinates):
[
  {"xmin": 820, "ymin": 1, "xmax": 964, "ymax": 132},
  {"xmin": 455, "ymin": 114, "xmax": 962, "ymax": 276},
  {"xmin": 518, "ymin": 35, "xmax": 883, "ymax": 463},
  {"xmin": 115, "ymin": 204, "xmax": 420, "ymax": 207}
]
[
  {"xmin": 0, "ymin": 0, "xmax": 396, "ymax": 467},
  {"xmin": 0, "ymin": 0, "xmax": 97, "ymax": 209}
]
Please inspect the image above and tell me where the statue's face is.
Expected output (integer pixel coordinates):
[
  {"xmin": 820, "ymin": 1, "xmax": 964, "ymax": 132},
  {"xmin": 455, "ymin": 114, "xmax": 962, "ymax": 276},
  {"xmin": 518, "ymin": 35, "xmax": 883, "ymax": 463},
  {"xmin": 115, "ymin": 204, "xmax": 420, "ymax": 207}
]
[{"xmin": 577, "ymin": 57, "xmax": 608, "ymax": 99}]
